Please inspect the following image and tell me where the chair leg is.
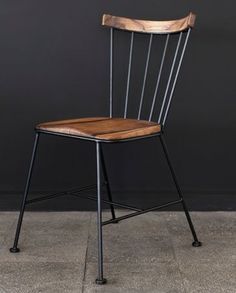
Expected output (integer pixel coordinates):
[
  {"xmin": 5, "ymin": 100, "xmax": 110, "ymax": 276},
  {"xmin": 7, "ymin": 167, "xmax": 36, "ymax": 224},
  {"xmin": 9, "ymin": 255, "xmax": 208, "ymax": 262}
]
[
  {"xmin": 10, "ymin": 133, "xmax": 40, "ymax": 253},
  {"xmin": 100, "ymin": 145, "xmax": 118, "ymax": 223},
  {"xmin": 159, "ymin": 135, "xmax": 202, "ymax": 247},
  {"xmin": 95, "ymin": 142, "xmax": 107, "ymax": 284}
]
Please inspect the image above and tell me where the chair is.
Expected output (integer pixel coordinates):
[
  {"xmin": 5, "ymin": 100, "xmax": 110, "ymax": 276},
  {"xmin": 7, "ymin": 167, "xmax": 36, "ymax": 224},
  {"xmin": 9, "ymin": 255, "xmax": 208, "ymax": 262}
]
[{"xmin": 10, "ymin": 12, "xmax": 202, "ymax": 284}]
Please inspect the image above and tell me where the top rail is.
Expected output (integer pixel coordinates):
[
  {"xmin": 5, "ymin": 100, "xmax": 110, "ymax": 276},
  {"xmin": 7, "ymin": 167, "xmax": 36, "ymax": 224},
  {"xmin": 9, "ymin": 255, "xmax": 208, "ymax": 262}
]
[{"xmin": 102, "ymin": 13, "xmax": 196, "ymax": 34}]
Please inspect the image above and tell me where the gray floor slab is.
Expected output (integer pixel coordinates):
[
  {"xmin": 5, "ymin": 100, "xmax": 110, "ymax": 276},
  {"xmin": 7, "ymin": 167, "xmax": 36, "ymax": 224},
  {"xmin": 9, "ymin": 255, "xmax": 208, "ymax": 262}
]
[
  {"xmin": 164, "ymin": 211, "xmax": 236, "ymax": 238},
  {"xmin": 179, "ymin": 261, "xmax": 236, "ymax": 293},
  {"xmin": 171, "ymin": 235, "xmax": 236, "ymax": 264},
  {"xmin": 0, "ymin": 212, "xmax": 91, "ymax": 263},
  {"xmin": 0, "ymin": 211, "xmax": 235, "ymax": 293},
  {"xmin": 0, "ymin": 212, "xmax": 18, "ymax": 233},
  {"xmin": 0, "ymin": 262, "xmax": 84, "ymax": 293}
]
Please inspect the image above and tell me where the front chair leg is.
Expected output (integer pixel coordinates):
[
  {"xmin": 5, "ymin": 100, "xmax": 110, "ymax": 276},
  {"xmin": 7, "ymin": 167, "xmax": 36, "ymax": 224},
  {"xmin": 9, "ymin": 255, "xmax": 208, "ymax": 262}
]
[
  {"xmin": 10, "ymin": 132, "xmax": 40, "ymax": 253},
  {"xmin": 100, "ymin": 145, "xmax": 118, "ymax": 223},
  {"xmin": 159, "ymin": 134, "xmax": 202, "ymax": 247},
  {"xmin": 95, "ymin": 142, "xmax": 107, "ymax": 284}
]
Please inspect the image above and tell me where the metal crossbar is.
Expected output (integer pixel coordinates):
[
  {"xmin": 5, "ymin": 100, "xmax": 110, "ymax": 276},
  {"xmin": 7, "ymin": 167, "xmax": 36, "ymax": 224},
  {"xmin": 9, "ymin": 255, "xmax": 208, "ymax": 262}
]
[
  {"xmin": 102, "ymin": 199, "xmax": 182, "ymax": 226},
  {"xmin": 70, "ymin": 191, "xmax": 141, "ymax": 212},
  {"xmin": 25, "ymin": 184, "xmax": 98, "ymax": 205},
  {"xmin": 69, "ymin": 190, "xmax": 183, "ymax": 226},
  {"xmin": 26, "ymin": 191, "xmax": 67, "ymax": 205},
  {"xmin": 25, "ymin": 182, "xmax": 182, "ymax": 226}
]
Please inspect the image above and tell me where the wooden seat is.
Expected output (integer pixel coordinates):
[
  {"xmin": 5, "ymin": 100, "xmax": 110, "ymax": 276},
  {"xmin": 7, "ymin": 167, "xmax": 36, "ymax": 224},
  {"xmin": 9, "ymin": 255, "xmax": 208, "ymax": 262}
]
[{"xmin": 36, "ymin": 117, "xmax": 161, "ymax": 141}]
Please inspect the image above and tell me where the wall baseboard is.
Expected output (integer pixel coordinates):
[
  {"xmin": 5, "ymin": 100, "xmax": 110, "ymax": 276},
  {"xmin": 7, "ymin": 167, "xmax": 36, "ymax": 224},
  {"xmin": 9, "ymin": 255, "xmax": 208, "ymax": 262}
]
[{"xmin": 0, "ymin": 189, "xmax": 235, "ymax": 211}]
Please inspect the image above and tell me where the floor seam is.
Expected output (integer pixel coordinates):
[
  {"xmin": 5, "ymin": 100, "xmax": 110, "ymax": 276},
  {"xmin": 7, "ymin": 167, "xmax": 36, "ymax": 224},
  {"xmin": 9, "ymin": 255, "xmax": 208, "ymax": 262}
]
[
  {"xmin": 166, "ymin": 213, "xmax": 188, "ymax": 293},
  {"xmin": 81, "ymin": 212, "xmax": 92, "ymax": 293}
]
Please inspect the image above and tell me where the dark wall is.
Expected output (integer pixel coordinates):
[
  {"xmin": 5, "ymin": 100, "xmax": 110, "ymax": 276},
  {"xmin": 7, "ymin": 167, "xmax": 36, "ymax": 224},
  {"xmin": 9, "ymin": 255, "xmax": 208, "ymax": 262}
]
[{"xmin": 0, "ymin": 1, "xmax": 236, "ymax": 210}]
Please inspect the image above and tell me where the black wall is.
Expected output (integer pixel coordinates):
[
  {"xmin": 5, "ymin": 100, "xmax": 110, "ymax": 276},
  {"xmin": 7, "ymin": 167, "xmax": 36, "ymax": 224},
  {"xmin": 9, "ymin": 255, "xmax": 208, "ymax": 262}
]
[{"xmin": 0, "ymin": 1, "xmax": 236, "ymax": 210}]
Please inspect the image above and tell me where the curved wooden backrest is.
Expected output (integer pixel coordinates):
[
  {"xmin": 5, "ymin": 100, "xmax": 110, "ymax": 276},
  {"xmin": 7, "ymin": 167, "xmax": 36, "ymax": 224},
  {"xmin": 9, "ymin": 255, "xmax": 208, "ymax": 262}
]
[
  {"xmin": 102, "ymin": 13, "xmax": 196, "ymax": 34},
  {"xmin": 102, "ymin": 12, "xmax": 196, "ymax": 126}
]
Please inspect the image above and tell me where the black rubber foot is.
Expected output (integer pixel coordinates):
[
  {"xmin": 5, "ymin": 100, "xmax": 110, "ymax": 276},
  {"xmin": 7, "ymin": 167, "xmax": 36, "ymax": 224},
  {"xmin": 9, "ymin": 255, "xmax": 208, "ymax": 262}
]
[
  {"xmin": 9, "ymin": 247, "xmax": 20, "ymax": 253},
  {"xmin": 95, "ymin": 278, "xmax": 107, "ymax": 285},
  {"xmin": 192, "ymin": 241, "xmax": 202, "ymax": 247}
]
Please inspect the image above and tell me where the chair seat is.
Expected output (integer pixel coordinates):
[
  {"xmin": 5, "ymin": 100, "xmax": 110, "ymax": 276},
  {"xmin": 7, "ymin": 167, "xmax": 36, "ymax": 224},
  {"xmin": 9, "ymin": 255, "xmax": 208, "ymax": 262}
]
[{"xmin": 36, "ymin": 117, "xmax": 161, "ymax": 141}]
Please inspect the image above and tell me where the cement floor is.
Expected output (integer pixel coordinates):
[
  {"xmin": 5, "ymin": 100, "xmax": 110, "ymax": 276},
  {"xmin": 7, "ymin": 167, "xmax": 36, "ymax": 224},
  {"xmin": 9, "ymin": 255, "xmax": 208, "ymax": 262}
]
[{"xmin": 0, "ymin": 211, "xmax": 235, "ymax": 292}]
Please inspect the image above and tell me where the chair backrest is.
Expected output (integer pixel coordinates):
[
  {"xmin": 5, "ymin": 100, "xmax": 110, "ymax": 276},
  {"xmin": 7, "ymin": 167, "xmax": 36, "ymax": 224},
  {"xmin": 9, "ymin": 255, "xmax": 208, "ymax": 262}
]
[{"xmin": 102, "ymin": 13, "xmax": 196, "ymax": 127}]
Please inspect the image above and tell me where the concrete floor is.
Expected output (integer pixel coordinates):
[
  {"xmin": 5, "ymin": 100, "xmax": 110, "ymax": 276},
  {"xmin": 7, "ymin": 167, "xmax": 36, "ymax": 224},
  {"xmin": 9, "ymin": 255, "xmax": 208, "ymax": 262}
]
[{"xmin": 0, "ymin": 211, "xmax": 235, "ymax": 293}]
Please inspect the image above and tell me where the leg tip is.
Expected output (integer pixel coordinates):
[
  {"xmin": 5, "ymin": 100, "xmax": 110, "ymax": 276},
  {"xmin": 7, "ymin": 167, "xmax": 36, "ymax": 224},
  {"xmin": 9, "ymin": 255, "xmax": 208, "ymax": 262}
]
[
  {"xmin": 95, "ymin": 278, "xmax": 107, "ymax": 285},
  {"xmin": 192, "ymin": 241, "xmax": 202, "ymax": 247},
  {"xmin": 9, "ymin": 247, "xmax": 20, "ymax": 253}
]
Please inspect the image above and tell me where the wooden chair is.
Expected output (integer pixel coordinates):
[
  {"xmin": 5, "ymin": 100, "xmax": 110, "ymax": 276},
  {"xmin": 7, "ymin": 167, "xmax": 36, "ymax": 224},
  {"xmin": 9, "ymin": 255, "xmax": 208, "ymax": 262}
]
[{"xmin": 10, "ymin": 12, "xmax": 202, "ymax": 284}]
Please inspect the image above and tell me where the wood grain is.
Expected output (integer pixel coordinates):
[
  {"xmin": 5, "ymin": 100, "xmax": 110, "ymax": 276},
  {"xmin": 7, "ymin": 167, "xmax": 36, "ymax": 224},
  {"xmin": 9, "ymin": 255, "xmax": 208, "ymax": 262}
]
[
  {"xmin": 102, "ymin": 13, "xmax": 196, "ymax": 34},
  {"xmin": 36, "ymin": 117, "xmax": 161, "ymax": 141}
]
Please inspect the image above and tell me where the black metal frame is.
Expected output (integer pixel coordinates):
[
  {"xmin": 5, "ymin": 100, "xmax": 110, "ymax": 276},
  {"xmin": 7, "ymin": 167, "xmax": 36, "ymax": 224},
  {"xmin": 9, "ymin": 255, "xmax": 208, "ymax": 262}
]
[
  {"xmin": 10, "ymin": 130, "xmax": 201, "ymax": 284},
  {"xmin": 10, "ymin": 20, "xmax": 202, "ymax": 285}
]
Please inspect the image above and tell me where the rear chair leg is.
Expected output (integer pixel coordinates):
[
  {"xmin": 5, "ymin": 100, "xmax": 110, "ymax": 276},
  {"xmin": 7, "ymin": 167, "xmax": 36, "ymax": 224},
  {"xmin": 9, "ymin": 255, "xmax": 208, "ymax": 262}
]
[
  {"xmin": 95, "ymin": 142, "xmax": 107, "ymax": 284},
  {"xmin": 159, "ymin": 135, "xmax": 202, "ymax": 247},
  {"xmin": 10, "ymin": 132, "xmax": 40, "ymax": 253}
]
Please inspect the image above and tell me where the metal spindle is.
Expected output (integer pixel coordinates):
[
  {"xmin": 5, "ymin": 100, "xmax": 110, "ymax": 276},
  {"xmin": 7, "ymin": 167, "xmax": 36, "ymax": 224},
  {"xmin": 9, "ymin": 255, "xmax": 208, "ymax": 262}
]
[
  {"xmin": 149, "ymin": 34, "xmax": 169, "ymax": 121},
  {"xmin": 124, "ymin": 32, "xmax": 134, "ymax": 118},
  {"xmin": 137, "ymin": 34, "xmax": 153, "ymax": 120},
  {"xmin": 109, "ymin": 28, "xmax": 113, "ymax": 118},
  {"xmin": 158, "ymin": 32, "xmax": 183, "ymax": 124},
  {"xmin": 162, "ymin": 29, "xmax": 191, "ymax": 126}
]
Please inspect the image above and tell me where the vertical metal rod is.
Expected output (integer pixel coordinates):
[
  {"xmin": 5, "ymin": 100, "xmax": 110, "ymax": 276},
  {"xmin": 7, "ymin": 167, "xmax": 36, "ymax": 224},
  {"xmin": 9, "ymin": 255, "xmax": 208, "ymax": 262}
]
[
  {"xmin": 149, "ymin": 34, "xmax": 169, "ymax": 121},
  {"xmin": 162, "ymin": 29, "xmax": 191, "ymax": 126},
  {"xmin": 137, "ymin": 34, "xmax": 153, "ymax": 120},
  {"xmin": 100, "ymin": 145, "xmax": 117, "ymax": 221},
  {"xmin": 109, "ymin": 28, "xmax": 113, "ymax": 118},
  {"xmin": 95, "ymin": 142, "xmax": 107, "ymax": 284},
  {"xmin": 158, "ymin": 33, "xmax": 182, "ymax": 124},
  {"xmin": 10, "ymin": 133, "xmax": 40, "ymax": 253},
  {"xmin": 159, "ymin": 135, "xmax": 201, "ymax": 246},
  {"xmin": 124, "ymin": 32, "xmax": 134, "ymax": 118}
]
